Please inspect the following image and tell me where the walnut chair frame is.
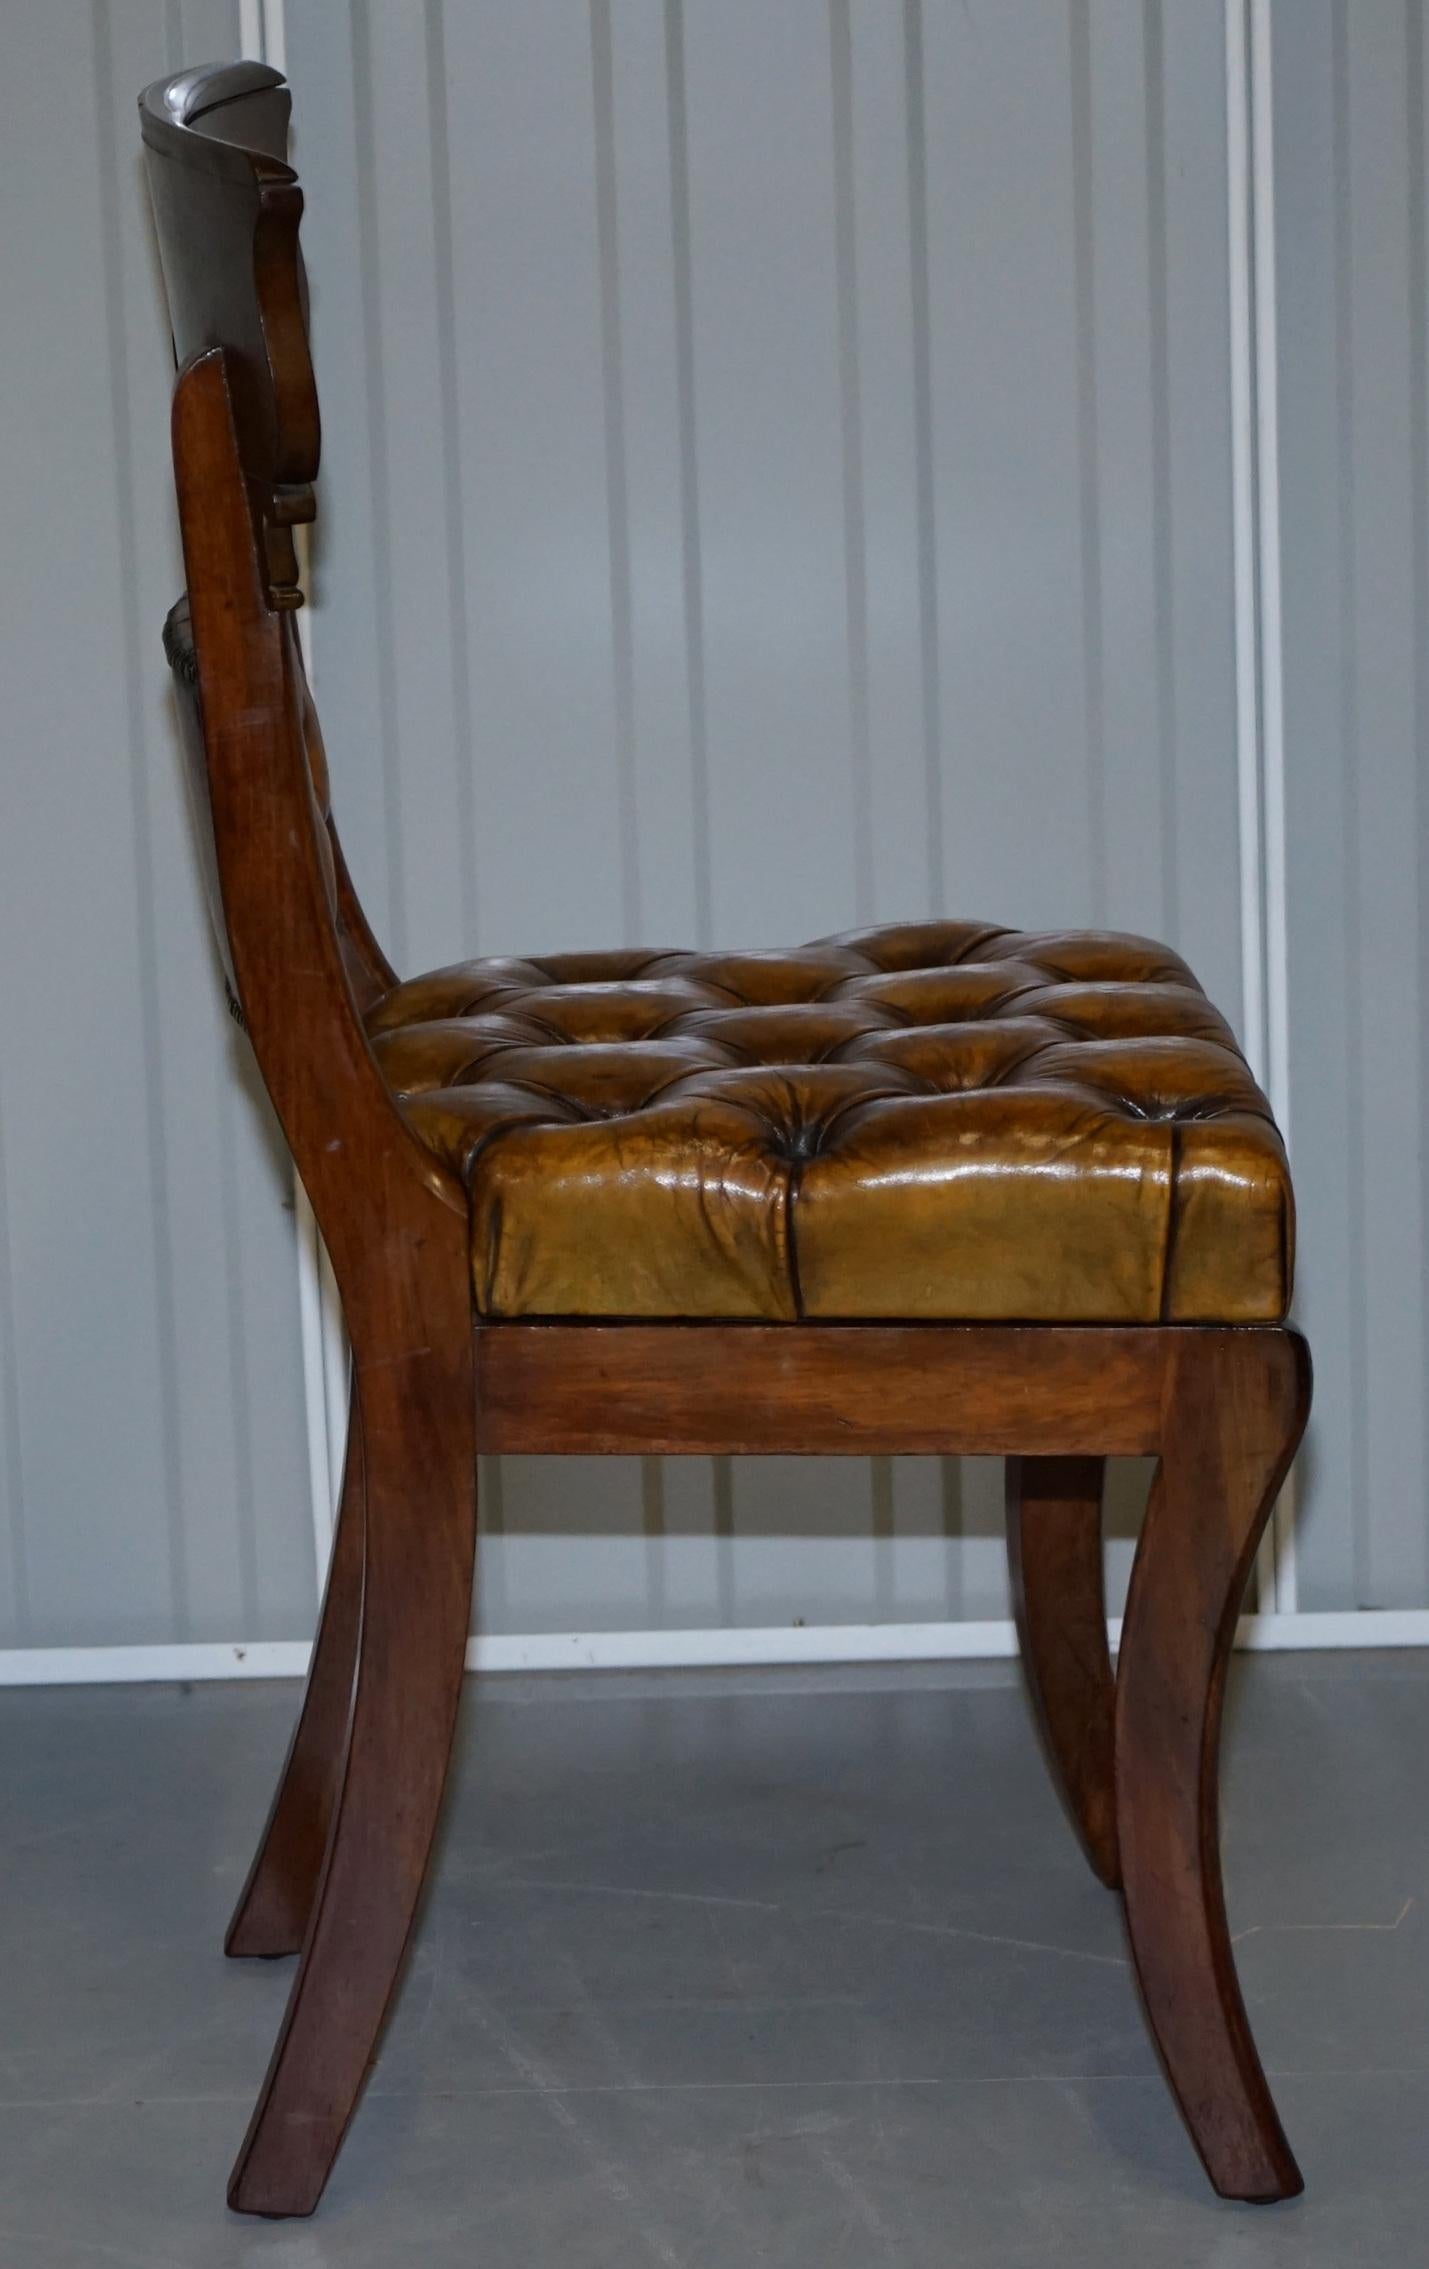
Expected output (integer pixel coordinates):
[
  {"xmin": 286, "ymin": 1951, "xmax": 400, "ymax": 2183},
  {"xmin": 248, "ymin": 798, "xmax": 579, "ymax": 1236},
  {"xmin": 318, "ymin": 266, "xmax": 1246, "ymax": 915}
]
[{"xmin": 142, "ymin": 63, "xmax": 1310, "ymax": 2220}]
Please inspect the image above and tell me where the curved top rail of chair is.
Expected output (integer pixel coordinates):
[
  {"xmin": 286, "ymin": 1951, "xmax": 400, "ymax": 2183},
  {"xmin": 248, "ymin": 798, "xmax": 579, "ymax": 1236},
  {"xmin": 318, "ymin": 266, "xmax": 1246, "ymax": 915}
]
[
  {"xmin": 139, "ymin": 61, "xmax": 295, "ymax": 179},
  {"xmin": 140, "ymin": 61, "xmax": 316, "ymax": 603}
]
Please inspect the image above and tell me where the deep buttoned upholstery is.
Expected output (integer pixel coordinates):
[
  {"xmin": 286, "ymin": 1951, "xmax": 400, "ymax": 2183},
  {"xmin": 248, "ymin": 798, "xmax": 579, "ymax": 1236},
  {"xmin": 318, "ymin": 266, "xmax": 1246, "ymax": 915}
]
[{"xmin": 366, "ymin": 921, "xmax": 1291, "ymax": 1325}]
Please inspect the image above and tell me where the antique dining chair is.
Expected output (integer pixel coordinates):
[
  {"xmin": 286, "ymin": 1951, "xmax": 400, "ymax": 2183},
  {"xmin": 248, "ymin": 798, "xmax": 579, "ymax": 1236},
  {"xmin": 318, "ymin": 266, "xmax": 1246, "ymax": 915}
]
[{"xmin": 141, "ymin": 61, "xmax": 1311, "ymax": 2221}]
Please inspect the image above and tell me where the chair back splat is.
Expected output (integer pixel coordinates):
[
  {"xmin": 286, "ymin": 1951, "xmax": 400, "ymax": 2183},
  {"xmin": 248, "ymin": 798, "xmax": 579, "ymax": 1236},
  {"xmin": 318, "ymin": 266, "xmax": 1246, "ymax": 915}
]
[{"xmin": 140, "ymin": 64, "xmax": 447, "ymax": 1251}]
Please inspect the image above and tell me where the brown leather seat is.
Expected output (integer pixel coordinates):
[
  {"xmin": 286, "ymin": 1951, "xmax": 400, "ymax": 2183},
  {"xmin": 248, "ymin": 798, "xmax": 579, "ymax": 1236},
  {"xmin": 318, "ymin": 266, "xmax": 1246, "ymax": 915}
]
[{"xmin": 367, "ymin": 919, "xmax": 1291, "ymax": 1324}]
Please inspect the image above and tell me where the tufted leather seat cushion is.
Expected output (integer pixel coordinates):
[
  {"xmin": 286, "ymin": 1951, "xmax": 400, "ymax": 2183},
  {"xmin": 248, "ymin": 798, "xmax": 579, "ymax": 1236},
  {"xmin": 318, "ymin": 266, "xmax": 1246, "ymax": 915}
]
[{"xmin": 366, "ymin": 921, "xmax": 1292, "ymax": 1324}]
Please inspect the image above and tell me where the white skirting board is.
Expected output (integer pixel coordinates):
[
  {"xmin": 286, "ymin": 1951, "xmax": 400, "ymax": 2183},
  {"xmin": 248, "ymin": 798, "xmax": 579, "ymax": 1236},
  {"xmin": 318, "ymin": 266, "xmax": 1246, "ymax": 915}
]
[{"xmin": 1, "ymin": 1609, "xmax": 1426, "ymax": 1688}]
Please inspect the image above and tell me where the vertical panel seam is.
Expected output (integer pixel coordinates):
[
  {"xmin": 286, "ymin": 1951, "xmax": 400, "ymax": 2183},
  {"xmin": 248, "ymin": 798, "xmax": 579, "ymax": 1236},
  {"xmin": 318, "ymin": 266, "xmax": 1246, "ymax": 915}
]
[
  {"xmin": 1405, "ymin": 0, "xmax": 1429, "ymax": 1601},
  {"xmin": 1249, "ymin": 0, "xmax": 1296, "ymax": 1610},
  {"xmin": 0, "ymin": 1069, "xmax": 30, "ymax": 1642},
  {"xmin": 903, "ymin": 0, "xmax": 946, "ymax": 915},
  {"xmin": 218, "ymin": 1079, "xmax": 260, "ymax": 1635},
  {"xmin": 591, "ymin": 0, "xmax": 643, "ymax": 945},
  {"xmin": 476, "ymin": 1453, "xmax": 508, "ymax": 1638},
  {"xmin": 939, "ymin": 1457, "xmax": 965, "ymax": 1618},
  {"xmin": 711, "ymin": 1455, "xmax": 736, "ymax": 1625},
  {"xmin": 350, "ymin": 0, "xmax": 408, "ymax": 965},
  {"xmin": 90, "ymin": 0, "xmax": 189, "ymax": 1638},
  {"xmin": 870, "ymin": 1454, "xmax": 895, "ymax": 1619},
  {"xmin": 1069, "ymin": 0, "xmax": 1108, "ymax": 922},
  {"xmin": 661, "ymin": 0, "xmax": 709, "ymax": 1561},
  {"xmin": 639, "ymin": 1457, "xmax": 669, "ymax": 1621},
  {"xmin": 830, "ymin": 0, "xmax": 874, "ymax": 927},
  {"xmin": 425, "ymin": 0, "xmax": 481, "ymax": 954},
  {"xmin": 1331, "ymin": 0, "xmax": 1369, "ymax": 1606},
  {"xmin": 1250, "ymin": 0, "xmax": 1292, "ymax": 1146},
  {"xmin": 1228, "ymin": 0, "xmax": 1267, "ymax": 1082},
  {"xmin": 664, "ymin": 0, "xmax": 713, "ymax": 946},
  {"xmin": 829, "ymin": 1, "xmax": 882, "ymax": 1605},
  {"xmin": 1144, "ymin": 0, "xmax": 1179, "ymax": 942}
]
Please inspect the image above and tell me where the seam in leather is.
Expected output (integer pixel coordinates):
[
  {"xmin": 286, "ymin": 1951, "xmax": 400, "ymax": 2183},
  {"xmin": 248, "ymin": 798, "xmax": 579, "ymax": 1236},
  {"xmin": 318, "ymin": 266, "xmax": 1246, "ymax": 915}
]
[
  {"xmin": 784, "ymin": 1157, "xmax": 807, "ymax": 1321},
  {"xmin": 406, "ymin": 1101, "xmax": 567, "ymax": 1190},
  {"xmin": 1158, "ymin": 1119, "xmax": 1183, "ymax": 1323},
  {"xmin": 950, "ymin": 927, "xmax": 1015, "ymax": 964}
]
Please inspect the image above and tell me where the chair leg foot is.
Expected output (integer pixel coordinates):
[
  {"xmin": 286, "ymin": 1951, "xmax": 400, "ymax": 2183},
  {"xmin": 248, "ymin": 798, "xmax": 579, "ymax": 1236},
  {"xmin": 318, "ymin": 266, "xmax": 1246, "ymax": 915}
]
[
  {"xmin": 227, "ymin": 1344, "xmax": 477, "ymax": 2218},
  {"xmin": 1006, "ymin": 1454, "xmax": 1119, "ymax": 1887},
  {"xmin": 226, "ymin": 1389, "xmax": 365, "ymax": 1960},
  {"xmin": 1115, "ymin": 1330, "xmax": 1310, "ymax": 2203}
]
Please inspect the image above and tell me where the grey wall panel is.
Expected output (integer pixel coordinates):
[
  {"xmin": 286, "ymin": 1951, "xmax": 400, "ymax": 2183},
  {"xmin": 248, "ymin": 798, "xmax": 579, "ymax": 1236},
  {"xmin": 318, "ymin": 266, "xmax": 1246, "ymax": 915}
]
[
  {"xmin": 680, "ymin": 0, "xmax": 861, "ymax": 943},
  {"xmin": 1156, "ymin": 0, "xmax": 1243, "ymax": 1016},
  {"xmin": 921, "ymin": 0, "xmax": 1095, "ymax": 923},
  {"xmin": 447, "ymin": 5, "xmax": 632, "ymax": 960},
  {"xmin": 1271, "ymin": 0, "xmax": 1358, "ymax": 1611},
  {"xmin": 1275, "ymin": 0, "xmax": 1429, "ymax": 1610},
  {"xmin": 0, "ymin": 0, "xmax": 315, "ymax": 1648},
  {"xmin": 605, "ymin": 0, "xmax": 705, "ymax": 942},
  {"xmin": 283, "ymin": 0, "xmax": 1246, "ymax": 1640},
  {"xmin": 0, "ymin": 0, "xmax": 1412, "ymax": 1648},
  {"xmin": 675, "ymin": 0, "xmax": 880, "ymax": 1601},
  {"xmin": 0, "ymin": 1062, "xmax": 27, "ymax": 1646},
  {"xmin": 14, "ymin": 3, "xmax": 1382, "ymax": 1650},
  {"xmin": 289, "ymin": 6, "xmax": 396, "ymax": 953},
  {"xmin": 843, "ymin": 0, "xmax": 936, "ymax": 922}
]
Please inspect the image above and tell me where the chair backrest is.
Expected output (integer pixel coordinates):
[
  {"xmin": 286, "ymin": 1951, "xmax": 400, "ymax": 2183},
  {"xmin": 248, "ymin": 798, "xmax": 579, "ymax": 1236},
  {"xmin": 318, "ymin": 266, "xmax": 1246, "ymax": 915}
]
[
  {"xmin": 140, "ymin": 62, "xmax": 461, "ymax": 1253},
  {"xmin": 142, "ymin": 62, "xmax": 317, "ymax": 608}
]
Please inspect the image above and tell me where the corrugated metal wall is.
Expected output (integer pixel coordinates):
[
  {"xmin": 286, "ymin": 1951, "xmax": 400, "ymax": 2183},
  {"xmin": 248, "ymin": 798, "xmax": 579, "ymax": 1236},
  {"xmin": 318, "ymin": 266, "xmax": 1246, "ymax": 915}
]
[
  {"xmin": 0, "ymin": 0, "xmax": 1423, "ymax": 1650},
  {"xmin": 289, "ymin": 0, "xmax": 1242, "ymax": 1639},
  {"xmin": 0, "ymin": 0, "xmax": 316, "ymax": 1649},
  {"xmin": 1274, "ymin": 0, "xmax": 1429, "ymax": 1610}
]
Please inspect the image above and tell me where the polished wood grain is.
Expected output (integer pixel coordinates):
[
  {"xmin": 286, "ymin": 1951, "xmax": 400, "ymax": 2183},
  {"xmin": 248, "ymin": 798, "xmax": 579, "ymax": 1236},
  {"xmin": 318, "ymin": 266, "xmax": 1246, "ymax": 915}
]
[
  {"xmin": 227, "ymin": 1341, "xmax": 477, "ymax": 2218},
  {"xmin": 171, "ymin": 349, "xmax": 479, "ymax": 2218},
  {"xmin": 225, "ymin": 1390, "xmax": 365, "ymax": 1959},
  {"xmin": 1006, "ymin": 1455, "xmax": 1119, "ymax": 1888},
  {"xmin": 1116, "ymin": 1328, "xmax": 1311, "ymax": 2202},
  {"xmin": 474, "ymin": 1323, "xmax": 1168, "ymax": 1455}
]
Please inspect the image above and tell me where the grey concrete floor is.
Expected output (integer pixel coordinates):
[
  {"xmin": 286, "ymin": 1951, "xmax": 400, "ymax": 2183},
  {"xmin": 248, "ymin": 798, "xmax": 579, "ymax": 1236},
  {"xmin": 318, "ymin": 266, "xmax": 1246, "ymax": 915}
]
[{"xmin": 0, "ymin": 1650, "xmax": 1426, "ymax": 2267}]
